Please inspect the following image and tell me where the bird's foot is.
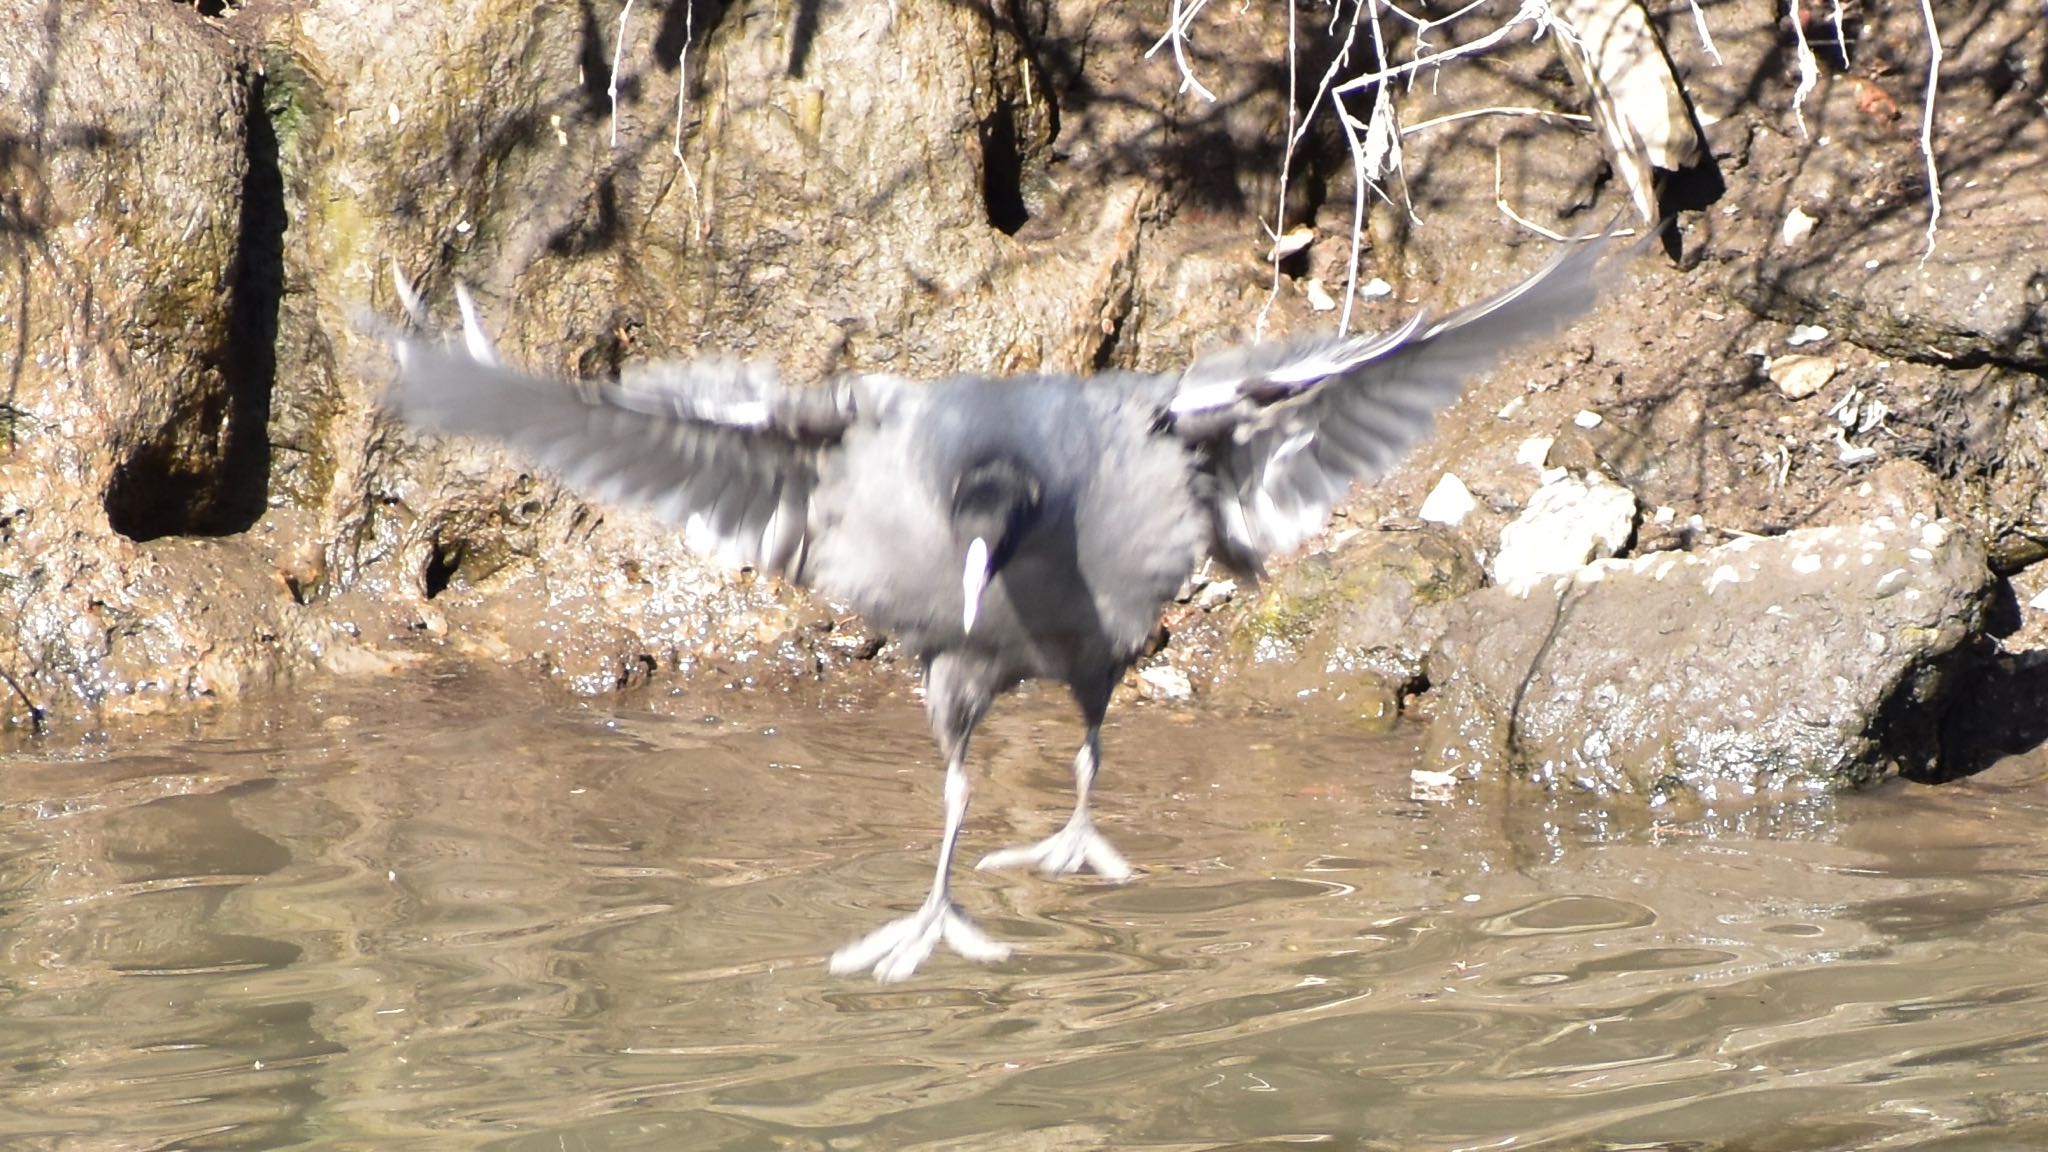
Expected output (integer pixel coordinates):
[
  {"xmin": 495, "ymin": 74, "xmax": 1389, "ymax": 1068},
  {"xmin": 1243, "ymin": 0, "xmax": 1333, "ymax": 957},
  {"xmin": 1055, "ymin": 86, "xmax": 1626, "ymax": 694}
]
[
  {"xmin": 827, "ymin": 897, "xmax": 1012, "ymax": 983},
  {"xmin": 976, "ymin": 816, "xmax": 1133, "ymax": 881}
]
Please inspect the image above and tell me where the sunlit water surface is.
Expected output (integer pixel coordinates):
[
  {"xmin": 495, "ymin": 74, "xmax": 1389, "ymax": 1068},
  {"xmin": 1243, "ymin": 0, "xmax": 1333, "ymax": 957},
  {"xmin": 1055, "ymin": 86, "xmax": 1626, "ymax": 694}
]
[{"xmin": 4, "ymin": 668, "xmax": 2048, "ymax": 1151}]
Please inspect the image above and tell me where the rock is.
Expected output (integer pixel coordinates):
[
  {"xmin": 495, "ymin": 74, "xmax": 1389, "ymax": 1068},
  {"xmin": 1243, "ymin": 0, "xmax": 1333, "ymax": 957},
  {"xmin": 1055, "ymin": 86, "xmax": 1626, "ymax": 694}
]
[
  {"xmin": 1515, "ymin": 436, "xmax": 1557, "ymax": 471},
  {"xmin": 1808, "ymin": 458, "xmax": 1951, "ymax": 529},
  {"xmin": 1718, "ymin": 5, "xmax": 2048, "ymax": 370},
  {"xmin": 1780, "ymin": 206, "xmax": 1817, "ymax": 246},
  {"xmin": 1193, "ymin": 578, "xmax": 1239, "ymax": 611},
  {"xmin": 0, "ymin": 3, "xmax": 283, "ymax": 724},
  {"xmin": 1491, "ymin": 472, "xmax": 1638, "ymax": 592},
  {"xmin": 1426, "ymin": 519, "xmax": 1992, "ymax": 797},
  {"xmin": 1418, "ymin": 473, "xmax": 1476, "ymax": 527},
  {"xmin": 1768, "ymin": 354, "xmax": 1836, "ymax": 400},
  {"xmin": 1135, "ymin": 664, "xmax": 1193, "ymax": 701},
  {"xmin": 1219, "ymin": 528, "xmax": 1483, "ymax": 721},
  {"xmin": 0, "ymin": 0, "xmax": 1343, "ymax": 728}
]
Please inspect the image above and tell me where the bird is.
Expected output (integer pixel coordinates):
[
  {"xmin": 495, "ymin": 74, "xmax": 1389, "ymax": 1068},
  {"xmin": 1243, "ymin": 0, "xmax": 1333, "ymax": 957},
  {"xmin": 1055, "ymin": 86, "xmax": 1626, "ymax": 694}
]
[{"xmin": 381, "ymin": 231, "xmax": 1625, "ymax": 982}]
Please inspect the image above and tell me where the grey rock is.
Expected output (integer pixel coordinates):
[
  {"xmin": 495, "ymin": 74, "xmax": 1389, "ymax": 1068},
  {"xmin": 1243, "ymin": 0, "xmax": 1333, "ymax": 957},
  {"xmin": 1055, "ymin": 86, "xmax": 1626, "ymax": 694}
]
[
  {"xmin": 1220, "ymin": 527, "xmax": 1485, "ymax": 727},
  {"xmin": 1426, "ymin": 518, "xmax": 1992, "ymax": 797}
]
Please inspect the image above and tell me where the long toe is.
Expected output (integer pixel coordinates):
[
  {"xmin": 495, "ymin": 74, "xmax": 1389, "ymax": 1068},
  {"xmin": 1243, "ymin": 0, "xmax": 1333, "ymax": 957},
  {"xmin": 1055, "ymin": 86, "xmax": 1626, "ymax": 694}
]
[
  {"xmin": 828, "ymin": 902, "xmax": 1012, "ymax": 983},
  {"xmin": 977, "ymin": 820, "xmax": 1134, "ymax": 881}
]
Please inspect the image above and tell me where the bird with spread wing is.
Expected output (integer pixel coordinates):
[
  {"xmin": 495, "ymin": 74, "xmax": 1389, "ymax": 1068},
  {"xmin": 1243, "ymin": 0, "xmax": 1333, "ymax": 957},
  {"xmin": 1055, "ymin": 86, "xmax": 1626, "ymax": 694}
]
[{"xmin": 384, "ymin": 232, "xmax": 1626, "ymax": 982}]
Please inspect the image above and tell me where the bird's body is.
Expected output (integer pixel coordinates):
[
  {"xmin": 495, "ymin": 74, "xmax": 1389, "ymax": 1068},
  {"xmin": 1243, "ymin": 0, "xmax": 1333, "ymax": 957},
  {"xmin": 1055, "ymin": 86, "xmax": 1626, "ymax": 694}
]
[
  {"xmin": 807, "ymin": 375, "xmax": 1202, "ymax": 689},
  {"xmin": 384, "ymin": 232, "xmax": 1626, "ymax": 981}
]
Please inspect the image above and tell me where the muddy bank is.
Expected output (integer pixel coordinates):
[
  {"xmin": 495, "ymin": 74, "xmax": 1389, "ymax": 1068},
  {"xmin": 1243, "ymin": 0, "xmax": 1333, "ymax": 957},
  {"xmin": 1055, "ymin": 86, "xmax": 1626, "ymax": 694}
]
[{"xmin": 1, "ymin": 0, "xmax": 2043, "ymax": 793}]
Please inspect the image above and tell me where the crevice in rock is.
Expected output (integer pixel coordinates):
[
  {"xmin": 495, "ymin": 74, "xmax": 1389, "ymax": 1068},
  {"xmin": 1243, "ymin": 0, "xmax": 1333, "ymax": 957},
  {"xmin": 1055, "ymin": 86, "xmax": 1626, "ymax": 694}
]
[
  {"xmin": 105, "ymin": 60, "xmax": 282, "ymax": 542},
  {"xmin": 978, "ymin": 99, "xmax": 1030, "ymax": 236},
  {"xmin": 1933, "ymin": 641, "xmax": 2048, "ymax": 781},
  {"xmin": 216, "ymin": 63, "xmax": 285, "ymax": 531},
  {"xmin": 547, "ymin": 174, "xmax": 624, "ymax": 257},
  {"xmin": 423, "ymin": 538, "xmax": 464, "ymax": 600}
]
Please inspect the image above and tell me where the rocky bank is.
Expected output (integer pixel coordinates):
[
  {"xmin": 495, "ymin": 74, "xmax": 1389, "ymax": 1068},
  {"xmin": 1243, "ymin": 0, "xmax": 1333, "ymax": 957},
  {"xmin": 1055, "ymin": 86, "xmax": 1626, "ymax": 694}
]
[{"xmin": 2, "ymin": 0, "xmax": 2043, "ymax": 795}]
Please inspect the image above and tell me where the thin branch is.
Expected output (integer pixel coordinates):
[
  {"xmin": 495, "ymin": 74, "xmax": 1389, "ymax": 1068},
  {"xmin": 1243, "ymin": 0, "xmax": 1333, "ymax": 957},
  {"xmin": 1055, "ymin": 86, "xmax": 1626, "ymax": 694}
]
[
  {"xmin": 671, "ymin": 0, "xmax": 700, "ymax": 198},
  {"xmin": 1256, "ymin": 0, "xmax": 1367, "ymax": 339},
  {"xmin": 0, "ymin": 661, "xmax": 44, "ymax": 736},
  {"xmin": 1916, "ymin": 0, "xmax": 1944, "ymax": 261},
  {"xmin": 1402, "ymin": 105, "xmax": 1592, "ymax": 136},
  {"xmin": 1333, "ymin": 0, "xmax": 1553, "ymax": 98},
  {"xmin": 609, "ymin": 0, "xmax": 635, "ymax": 147},
  {"xmin": 1254, "ymin": 0, "xmax": 1301, "ymax": 342},
  {"xmin": 1787, "ymin": 0, "xmax": 1817, "ymax": 137},
  {"xmin": 1332, "ymin": 86, "xmax": 1374, "ymax": 335},
  {"xmin": 1492, "ymin": 147, "xmax": 1630, "ymax": 241},
  {"xmin": 673, "ymin": 0, "xmax": 691, "ymax": 158},
  {"xmin": 1684, "ymin": 0, "xmax": 1722, "ymax": 67},
  {"xmin": 1148, "ymin": 0, "xmax": 1218, "ymax": 102}
]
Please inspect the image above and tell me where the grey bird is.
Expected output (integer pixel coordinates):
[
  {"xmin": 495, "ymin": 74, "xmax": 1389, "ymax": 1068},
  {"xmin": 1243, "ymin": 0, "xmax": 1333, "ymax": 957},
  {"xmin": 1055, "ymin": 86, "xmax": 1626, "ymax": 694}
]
[{"xmin": 383, "ymin": 232, "xmax": 1623, "ymax": 982}]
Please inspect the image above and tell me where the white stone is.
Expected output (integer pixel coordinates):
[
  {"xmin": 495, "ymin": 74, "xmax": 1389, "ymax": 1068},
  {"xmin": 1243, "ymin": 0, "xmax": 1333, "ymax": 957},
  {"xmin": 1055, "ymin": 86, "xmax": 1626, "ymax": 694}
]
[
  {"xmin": 1767, "ymin": 354, "xmax": 1836, "ymax": 399},
  {"xmin": 2030, "ymin": 586, "xmax": 2048, "ymax": 612},
  {"xmin": 1781, "ymin": 206, "xmax": 1817, "ymax": 245},
  {"xmin": 1491, "ymin": 473, "xmax": 1639, "ymax": 592},
  {"xmin": 1419, "ymin": 472, "xmax": 1477, "ymax": 526},
  {"xmin": 1137, "ymin": 665, "xmax": 1192, "ymax": 701},
  {"xmin": 1515, "ymin": 435, "xmax": 1555, "ymax": 471},
  {"xmin": 1573, "ymin": 409, "xmax": 1604, "ymax": 429},
  {"xmin": 1194, "ymin": 579, "xmax": 1238, "ymax": 611}
]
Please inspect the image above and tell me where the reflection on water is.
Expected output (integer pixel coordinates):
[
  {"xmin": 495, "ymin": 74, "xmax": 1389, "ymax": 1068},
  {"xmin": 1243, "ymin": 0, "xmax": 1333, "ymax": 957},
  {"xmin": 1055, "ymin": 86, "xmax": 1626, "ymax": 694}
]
[{"xmin": 4, "ymin": 667, "xmax": 2048, "ymax": 1150}]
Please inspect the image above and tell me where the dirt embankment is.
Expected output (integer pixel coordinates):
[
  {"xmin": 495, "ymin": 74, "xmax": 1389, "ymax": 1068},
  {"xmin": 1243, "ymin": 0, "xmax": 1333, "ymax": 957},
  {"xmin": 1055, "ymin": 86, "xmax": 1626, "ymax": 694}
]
[{"xmin": 2, "ymin": 0, "xmax": 2042, "ymax": 791}]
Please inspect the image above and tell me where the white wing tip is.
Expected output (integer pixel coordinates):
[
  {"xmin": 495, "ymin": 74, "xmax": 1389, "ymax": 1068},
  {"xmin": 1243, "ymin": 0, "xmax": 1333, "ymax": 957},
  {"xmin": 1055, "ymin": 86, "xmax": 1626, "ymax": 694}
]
[
  {"xmin": 390, "ymin": 262, "xmax": 428, "ymax": 325},
  {"xmin": 453, "ymin": 284, "xmax": 498, "ymax": 365}
]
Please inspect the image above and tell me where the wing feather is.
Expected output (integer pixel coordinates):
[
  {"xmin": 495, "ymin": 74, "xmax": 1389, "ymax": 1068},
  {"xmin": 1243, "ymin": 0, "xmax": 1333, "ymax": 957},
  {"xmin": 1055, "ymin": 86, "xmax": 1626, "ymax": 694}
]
[
  {"xmin": 1166, "ymin": 230, "xmax": 1630, "ymax": 576},
  {"xmin": 383, "ymin": 282, "xmax": 869, "ymax": 579}
]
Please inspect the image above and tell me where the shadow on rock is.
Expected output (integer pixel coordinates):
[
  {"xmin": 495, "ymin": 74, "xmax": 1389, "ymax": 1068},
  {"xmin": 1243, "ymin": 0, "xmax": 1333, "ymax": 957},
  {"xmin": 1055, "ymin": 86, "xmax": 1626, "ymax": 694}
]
[{"xmin": 1934, "ymin": 646, "xmax": 2048, "ymax": 781}]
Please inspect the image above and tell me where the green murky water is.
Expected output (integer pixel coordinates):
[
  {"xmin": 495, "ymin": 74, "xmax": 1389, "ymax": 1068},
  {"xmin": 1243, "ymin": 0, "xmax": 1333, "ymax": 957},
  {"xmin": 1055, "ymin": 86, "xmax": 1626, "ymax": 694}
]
[{"xmin": 4, "ymin": 668, "xmax": 2047, "ymax": 1150}]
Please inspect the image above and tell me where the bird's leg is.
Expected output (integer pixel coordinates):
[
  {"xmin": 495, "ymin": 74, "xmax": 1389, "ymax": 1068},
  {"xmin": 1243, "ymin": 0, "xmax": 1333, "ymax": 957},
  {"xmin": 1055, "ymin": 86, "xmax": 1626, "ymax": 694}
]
[
  {"xmin": 977, "ymin": 686, "xmax": 1133, "ymax": 881},
  {"xmin": 829, "ymin": 663, "xmax": 1011, "ymax": 982}
]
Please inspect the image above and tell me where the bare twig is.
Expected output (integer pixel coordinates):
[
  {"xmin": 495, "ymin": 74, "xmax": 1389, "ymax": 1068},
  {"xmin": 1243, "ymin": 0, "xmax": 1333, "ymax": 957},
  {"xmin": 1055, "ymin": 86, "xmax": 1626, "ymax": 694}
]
[
  {"xmin": 1254, "ymin": 0, "xmax": 1302, "ymax": 341},
  {"xmin": 673, "ymin": 0, "xmax": 690, "ymax": 158},
  {"xmin": 1684, "ymin": 0, "xmax": 1722, "ymax": 66},
  {"xmin": 1333, "ymin": 86, "xmax": 1374, "ymax": 334},
  {"xmin": 1492, "ymin": 147, "xmax": 1630, "ymax": 241},
  {"xmin": 1256, "ymin": 0, "xmax": 1370, "ymax": 338},
  {"xmin": 1332, "ymin": 0, "xmax": 1555, "ymax": 97},
  {"xmin": 1148, "ymin": 0, "xmax": 1219, "ymax": 102},
  {"xmin": 1787, "ymin": 0, "xmax": 1817, "ymax": 137},
  {"xmin": 1402, "ymin": 105, "xmax": 1592, "ymax": 136},
  {"xmin": 610, "ymin": 0, "xmax": 635, "ymax": 147},
  {"xmin": 1916, "ymin": 0, "xmax": 1944, "ymax": 260},
  {"xmin": 671, "ymin": 0, "xmax": 701, "ymax": 198},
  {"xmin": 0, "ymin": 661, "xmax": 44, "ymax": 736}
]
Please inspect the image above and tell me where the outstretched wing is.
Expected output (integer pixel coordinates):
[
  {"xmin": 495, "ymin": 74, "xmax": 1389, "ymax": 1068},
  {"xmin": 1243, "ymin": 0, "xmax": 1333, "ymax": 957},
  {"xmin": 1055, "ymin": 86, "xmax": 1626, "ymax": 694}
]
[
  {"xmin": 383, "ymin": 279, "xmax": 870, "ymax": 579},
  {"xmin": 1164, "ymin": 232, "xmax": 1626, "ymax": 577}
]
